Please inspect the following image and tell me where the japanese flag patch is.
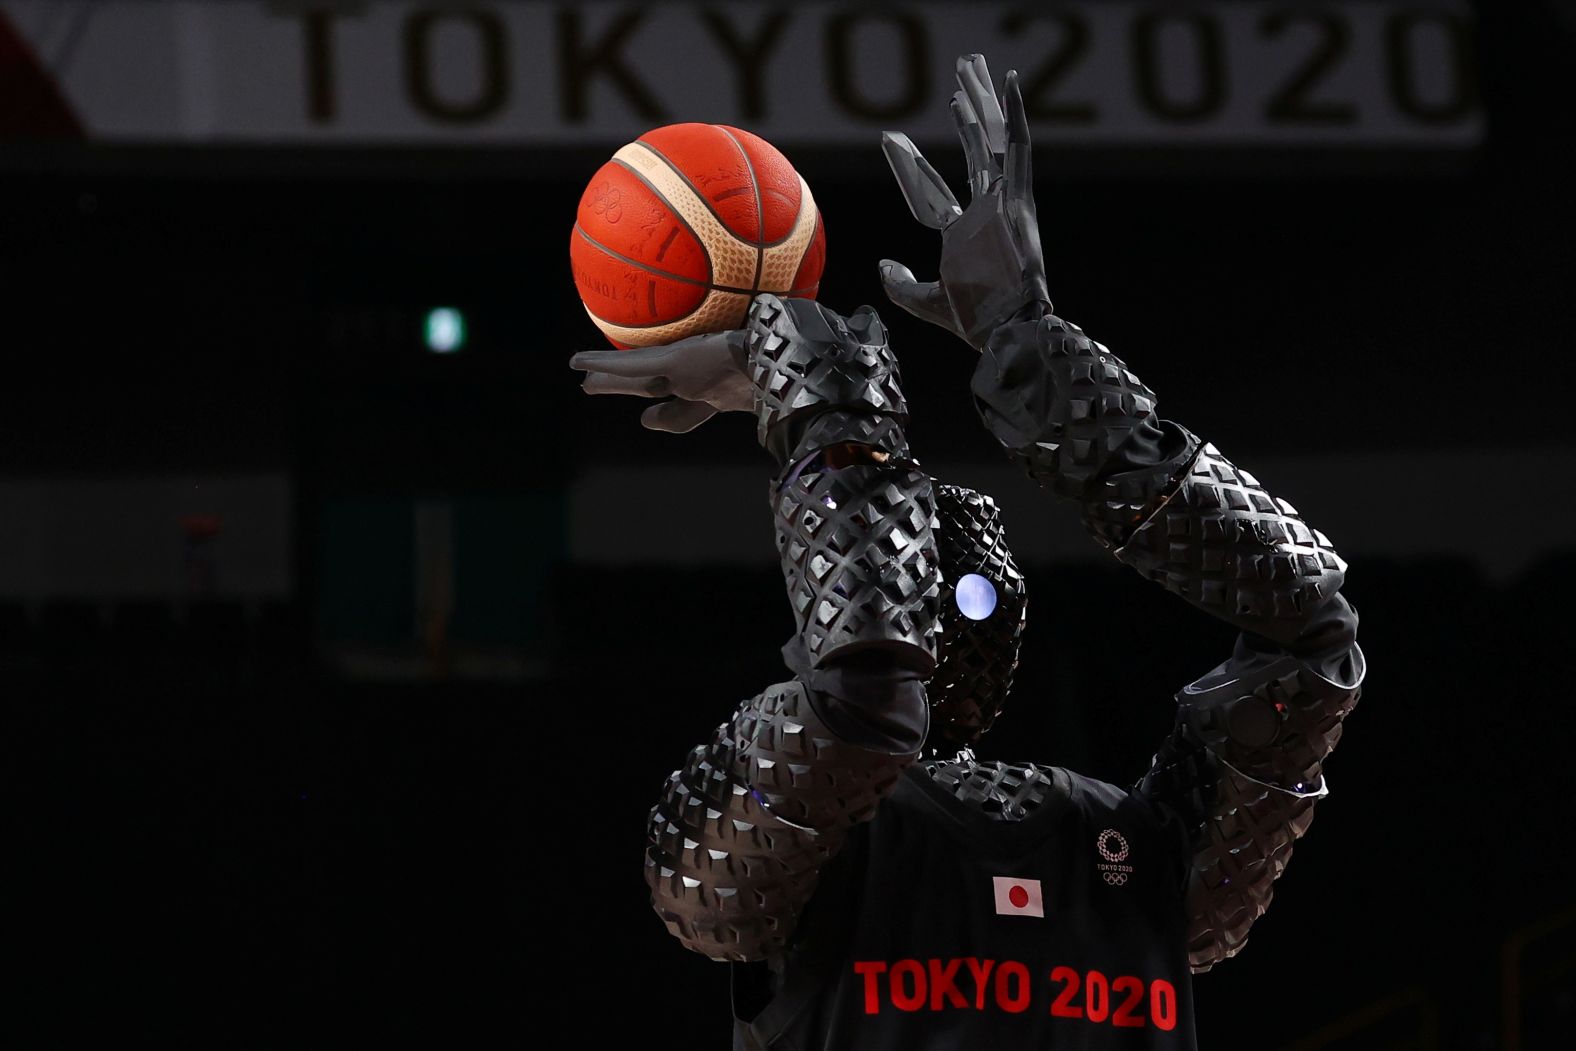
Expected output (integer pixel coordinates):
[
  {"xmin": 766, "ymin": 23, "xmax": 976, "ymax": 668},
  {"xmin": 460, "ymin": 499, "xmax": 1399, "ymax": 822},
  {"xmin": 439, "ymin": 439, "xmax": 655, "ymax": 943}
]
[{"xmin": 992, "ymin": 876, "xmax": 1044, "ymax": 918}]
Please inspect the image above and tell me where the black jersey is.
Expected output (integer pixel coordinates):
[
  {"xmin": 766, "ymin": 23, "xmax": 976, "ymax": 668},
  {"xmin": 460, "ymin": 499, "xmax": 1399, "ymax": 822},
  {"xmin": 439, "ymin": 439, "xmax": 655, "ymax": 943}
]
[{"xmin": 732, "ymin": 764, "xmax": 1198, "ymax": 1050}]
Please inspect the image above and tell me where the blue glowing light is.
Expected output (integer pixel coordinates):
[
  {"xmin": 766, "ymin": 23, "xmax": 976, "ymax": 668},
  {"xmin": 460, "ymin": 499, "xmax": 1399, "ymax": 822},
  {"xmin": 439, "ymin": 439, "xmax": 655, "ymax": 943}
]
[
  {"xmin": 955, "ymin": 573, "xmax": 997, "ymax": 620},
  {"xmin": 424, "ymin": 307, "xmax": 466, "ymax": 353}
]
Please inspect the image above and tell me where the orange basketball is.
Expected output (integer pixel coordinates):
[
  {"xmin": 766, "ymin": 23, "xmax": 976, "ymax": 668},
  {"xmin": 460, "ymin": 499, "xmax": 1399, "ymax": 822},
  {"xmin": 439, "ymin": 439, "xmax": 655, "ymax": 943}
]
[{"xmin": 570, "ymin": 123, "xmax": 826, "ymax": 348}]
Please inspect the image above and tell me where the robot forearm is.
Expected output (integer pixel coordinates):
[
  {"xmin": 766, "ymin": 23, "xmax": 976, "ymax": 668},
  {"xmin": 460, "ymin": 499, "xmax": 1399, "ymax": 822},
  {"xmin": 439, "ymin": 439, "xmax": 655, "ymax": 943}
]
[
  {"xmin": 969, "ymin": 311, "xmax": 1346, "ymax": 644},
  {"xmin": 645, "ymin": 297, "xmax": 940, "ymax": 961},
  {"xmin": 970, "ymin": 310, "xmax": 1366, "ymax": 969},
  {"xmin": 1130, "ymin": 429, "xmax": 1363, "ymax": 971},
  {"xmin": 748, "ymin": 294, "xmax": 940, "ymax": 760},
  {"xmin": 1140, "ymin": 596, "xmax": 1363, "ymax": 971},
  {"xmin": 970, "ymin": 311, "xmax": 1365, "ymax": 792}
]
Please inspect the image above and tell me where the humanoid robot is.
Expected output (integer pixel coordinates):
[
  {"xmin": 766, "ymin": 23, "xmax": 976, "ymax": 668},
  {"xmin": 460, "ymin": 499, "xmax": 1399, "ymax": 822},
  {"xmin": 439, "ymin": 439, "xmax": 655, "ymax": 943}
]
[{"xmin": 571, "ymin": 55, "xmax": 1364, "ymax": 1051}]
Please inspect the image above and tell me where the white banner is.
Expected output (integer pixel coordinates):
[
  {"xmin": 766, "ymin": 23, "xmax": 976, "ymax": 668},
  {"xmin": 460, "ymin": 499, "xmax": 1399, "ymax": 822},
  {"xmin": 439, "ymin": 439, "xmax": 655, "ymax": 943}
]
[{"xmin": 2, "ymin": 1, "xmax": 1482, "ymax": 146}]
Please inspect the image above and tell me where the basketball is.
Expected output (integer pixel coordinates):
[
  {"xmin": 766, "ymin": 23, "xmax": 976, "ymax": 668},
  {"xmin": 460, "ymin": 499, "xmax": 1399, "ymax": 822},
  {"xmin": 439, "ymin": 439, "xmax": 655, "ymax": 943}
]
[{"xmin": 570, "ymin": 123, "xmax": 826, "ymax": 348}]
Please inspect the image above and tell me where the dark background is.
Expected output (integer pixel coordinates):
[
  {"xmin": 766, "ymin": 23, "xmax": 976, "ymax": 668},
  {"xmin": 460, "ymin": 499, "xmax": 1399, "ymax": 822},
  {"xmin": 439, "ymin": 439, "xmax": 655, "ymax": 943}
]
[{"xmin": 7, "ymin": 2, "xmax": 1574, "ymax": 1048}]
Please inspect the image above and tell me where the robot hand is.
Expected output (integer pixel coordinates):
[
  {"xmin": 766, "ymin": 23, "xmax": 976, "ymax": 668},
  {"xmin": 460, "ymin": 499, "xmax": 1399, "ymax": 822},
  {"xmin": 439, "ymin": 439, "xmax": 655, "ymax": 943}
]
[
  {"xmin": 879, "ymin": 54, "xmax": 1050, "ymax": 352},
  {"xmin": 571, "ymin": 294, "xmax": 907, "ymax": 463},
  {"xmin": 569, "ymin": 328, "xmax": 752, "ymax": 434}
]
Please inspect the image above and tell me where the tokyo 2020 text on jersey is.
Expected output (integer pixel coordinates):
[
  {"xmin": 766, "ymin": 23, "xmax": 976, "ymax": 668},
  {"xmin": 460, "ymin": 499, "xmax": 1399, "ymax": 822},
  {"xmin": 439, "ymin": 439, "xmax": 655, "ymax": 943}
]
[{"xmin": 733, "ymin": 764, "xmax": 1200, "ymax": 1050}]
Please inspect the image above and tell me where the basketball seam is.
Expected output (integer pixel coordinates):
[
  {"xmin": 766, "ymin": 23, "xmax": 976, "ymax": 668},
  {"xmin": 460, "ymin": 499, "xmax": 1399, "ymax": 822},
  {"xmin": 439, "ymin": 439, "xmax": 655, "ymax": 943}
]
[
  {"xmin": 607, "ymin": 156, "xmax": 715, "ymax": 288},
  {"xmin": 747, "ymin": 162, "xmax": 811, "ymax": 250},
  {"xmin": 715, "ymin": 125, "xmax": 765, "ymax": 293},
  {"xmin": 574, "ymin": 225, "xmax": 762, "ymax": 299},
  {"xmin": 632, "ymin": 139, "xmax": 762, "ymax": 254},
  {"xmin": 633, "ymin": 139, "xmax": 743, "ymax": 248},
  {"xmin": 715, "ymin": 128, "xmax": 809, "ymax": 249}
]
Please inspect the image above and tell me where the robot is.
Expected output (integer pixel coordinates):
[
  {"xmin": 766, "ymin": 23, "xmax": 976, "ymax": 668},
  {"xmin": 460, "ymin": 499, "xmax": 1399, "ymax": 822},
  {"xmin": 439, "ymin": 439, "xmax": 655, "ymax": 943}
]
[{"xmin": 570, "ymin": 55, "xmax": 1364, "ymax": 1051}]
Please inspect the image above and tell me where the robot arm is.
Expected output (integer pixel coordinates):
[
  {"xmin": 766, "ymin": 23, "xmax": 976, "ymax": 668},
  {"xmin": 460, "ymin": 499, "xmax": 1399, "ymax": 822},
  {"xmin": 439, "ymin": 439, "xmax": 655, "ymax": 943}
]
[
  {"xmin": 877, "ymin": 53, "xmax": 1366, "ymax": 971},
  {"xmin": 969, "ymin": 312, "xmax": 1367, "ymax": 972},
  {"xmin": 637, "ymin": 295, "xmax": 941, "ymax": 962}
]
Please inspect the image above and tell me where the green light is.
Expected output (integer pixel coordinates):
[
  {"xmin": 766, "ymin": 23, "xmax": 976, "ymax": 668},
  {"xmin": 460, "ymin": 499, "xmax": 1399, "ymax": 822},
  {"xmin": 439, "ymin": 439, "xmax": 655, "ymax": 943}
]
[{"xmin": 424, "ymin": 307, "xmax": 466, "ymax": 353}]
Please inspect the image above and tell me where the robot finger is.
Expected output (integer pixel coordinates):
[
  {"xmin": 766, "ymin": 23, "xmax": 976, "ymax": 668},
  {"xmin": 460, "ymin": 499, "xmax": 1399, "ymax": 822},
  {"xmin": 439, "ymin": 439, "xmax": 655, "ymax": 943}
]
[
  {"xmin": 1003, "ymin": 70, "xmax": 1035, "ymax": 209},
  {"xmin": 957, "ymin": 54, "xmax": 1007, "ymax": 162},
  {"xmin": 640, "ymin": 398, "xmax": 719, "ymax": 433},
  {"xmin": 878, "ymin": 259, "xmax": 955, "ymax": 332},
  {"xmin": 580, "ymin": 370, "xmax": 671, "ymax": 398},
  {"xmin": 951, "ymin": 91, "xmax": 995, "ymax": 201},
  {"xmin": 881, "ymin": 131, "xmax": 963, "ymax": 231}
]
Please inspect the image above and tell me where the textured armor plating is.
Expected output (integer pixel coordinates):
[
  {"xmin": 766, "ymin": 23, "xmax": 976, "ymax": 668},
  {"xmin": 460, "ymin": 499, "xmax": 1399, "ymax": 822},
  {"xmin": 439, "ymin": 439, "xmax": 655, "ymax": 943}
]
[
  {"xmin": 646, "ymin": 680, "xmax": 917, "ymax": 961},
  {"xmin": 789, "ymin": 411, "xmax": 910, "ymax": 466},
  {"xmin": 1078, "ymin": 426, "xmax": 1202, "ymax": 552},
  {"xmin": 645, "ymin": 718, "xmax": 820, "ymax": 961},
  {"xmin": 773, "ymin": 461, "xmax": 940, "ymax": 671},
  {"xmin": 919, "ymin": 756, "xmax": 1057, "ymax": 820},
  {"xmin": 1184, "ymin": 765, "xmax": 1319, "ymax": 970},
  {"xmin": 1139, "ymin": 642, "xmax": 1364, "ymax": 971},
  {"xmin": 737, "ymin": 680, "xmax": 918, "ymax": 830},
  {"xmin": 746, "ymin": 294, "xmax": 907, "ymax": 466},
  {"xmin": 1115, "ymin": 444, "xmax": 1348, "ymax": 647},
  {"xmin": 930, "ymin": 484, "xmax": 1026, "ymax": 749},
  {"xmin": 649, "ymin": 298, "xmax": 939, "ymax": 964},
  {"xmin": 1138, "ymin": 713, "xmax": 1319, "ymax": 972},
  {"xmin": 750, "ymin": 291, "xmax": 941, "ymax": 671},
  {"xmin": 972, "ymin": 315, "xmax": 1160, "ymax": 499},
  {"xmin": 968, "ymin": 314, "xmax": 1202, "ymax": 549}
]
